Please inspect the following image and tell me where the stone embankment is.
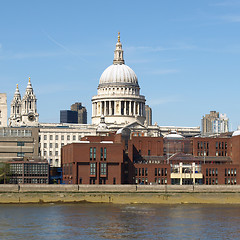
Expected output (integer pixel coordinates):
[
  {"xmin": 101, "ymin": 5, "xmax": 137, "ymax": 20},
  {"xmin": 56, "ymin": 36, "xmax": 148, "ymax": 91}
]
[{"xmin": 1, "ymin": 185, "xmax": 240, "ymax": 204}]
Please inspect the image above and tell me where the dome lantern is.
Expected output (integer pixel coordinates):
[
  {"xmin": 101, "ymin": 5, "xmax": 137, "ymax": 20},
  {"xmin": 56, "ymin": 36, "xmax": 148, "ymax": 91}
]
[{"xmin": 113, "ymin": 32, "xmax": 125, "ymax": 65}]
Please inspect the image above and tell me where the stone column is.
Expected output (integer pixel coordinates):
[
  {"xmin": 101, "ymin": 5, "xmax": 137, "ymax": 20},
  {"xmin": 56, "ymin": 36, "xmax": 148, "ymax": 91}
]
[
  {"xmin": 192, "ymin": 162, "xmax": 195, "ymax": 185},
  {"xmin": 104, "ymin": 101, "xmax": 107, "ymax": 116},
  {"xmin": 180, "ymin": 162, "xmax": 183, "ymax": 185},
  {"xmin": 133, "ymin": 102, "xmax": 136, "ymax": 115},
  {"xmin": 125, "ymin": 101, "xmax": 127, "ymax": 115}
]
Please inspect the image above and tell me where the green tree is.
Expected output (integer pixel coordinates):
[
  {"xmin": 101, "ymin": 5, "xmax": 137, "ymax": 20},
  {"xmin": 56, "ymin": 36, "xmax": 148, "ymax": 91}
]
[{"xmin": 0, "ymin": 163, "xmax": 10, "ymax": 184}]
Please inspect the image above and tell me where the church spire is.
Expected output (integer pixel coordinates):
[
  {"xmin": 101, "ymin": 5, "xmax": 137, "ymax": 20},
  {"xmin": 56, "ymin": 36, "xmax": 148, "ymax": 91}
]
[{"xmin": 113, "ymin": 32, "xmax": 125, "ymax": 65}]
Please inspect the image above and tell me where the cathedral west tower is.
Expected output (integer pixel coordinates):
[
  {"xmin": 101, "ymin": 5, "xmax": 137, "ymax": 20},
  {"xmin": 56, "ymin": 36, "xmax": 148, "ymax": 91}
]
[
  {"xmin": 9, "ymin": 77, "xmax": 39, "ymax": 126},
  {"xmin": 91, "ymin": 33, "xmax": 146, "ymax": 125}
]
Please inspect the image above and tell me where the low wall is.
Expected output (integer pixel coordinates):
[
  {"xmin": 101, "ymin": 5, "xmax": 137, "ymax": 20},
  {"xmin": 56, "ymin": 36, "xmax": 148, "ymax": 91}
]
[
  {"xmin": 1, "ymin": 185, "xmax": 240, "ymax": 204},
  {"xmin": 1, "ymin": 184, "xmax": 240, "ymax": 193}
]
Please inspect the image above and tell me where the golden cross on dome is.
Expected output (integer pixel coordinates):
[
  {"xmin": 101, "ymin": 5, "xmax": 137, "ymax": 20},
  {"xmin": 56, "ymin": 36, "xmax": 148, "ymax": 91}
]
[
  {"xmin": 29, "ymin": 77, "xmax": 31, "ymax": 83},
  {"xmin": 118, "ymin": 32, "xmax": 120, "ymax": 42},
  {"xmin": 16, "ymin": 84, "xmax": 18, "ymax": 89}
]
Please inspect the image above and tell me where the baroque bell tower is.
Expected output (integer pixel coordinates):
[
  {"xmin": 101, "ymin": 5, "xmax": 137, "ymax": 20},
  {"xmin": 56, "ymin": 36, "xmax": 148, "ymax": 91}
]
[{"xmin": 21, "ymin": 77, "xmax": 39, "ymax": 126}]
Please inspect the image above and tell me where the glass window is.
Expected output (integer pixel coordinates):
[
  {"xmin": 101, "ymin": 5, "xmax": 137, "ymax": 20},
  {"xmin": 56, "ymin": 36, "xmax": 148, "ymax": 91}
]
[
  {"xmin": 49, "ymin": 151, "xmax": 52, "ymax": 156},
  {"xmin": 104, "ymin": 148, "xmax": 107, "ymax": 160},
  {"xmin": 145, "ymin": 168, "xmax": 148, "ymax": 176},
  {"xmin": 55, "ymin": 143, "xmax": 58, "ymax": 148},
  {"xmin": 55, "ymin": 151, "xmax": 58, "ymax": 156},
  {"xmin": 67, "ymin": 135, "xmax": 70, "ymax": 141},
  {"xmin": 61, "ymin": 135, "xmax": 64, "ymax": 140},
  {"xmin": 90, "ymin": 163, "xmax": 96, "ymax": 175},
  {"xmin": 100, "ymin": 163, "xmax": 107, "ymax": 175},
  {"xmin": 90, "ymin": 147, "xmax": 93, "ymax": 160},
  {"xmin": 50, "ymin": 143, "xmax": 52, "ymax": 148},
  {"xmin": 44, "ymin": 135, "xmax": 47, "ymax": 140},
  {"xmin": 50, "ymin": 135, "xmax": 53, "ymax": 140},
  {"xmin": 100, "ymin": 147, "xmax": 103, "ymax": 160},
  {"xmin": 44, "ymin": 143, "xmax": 47, "ymax": 148},
  {"xmin": 17, "ymin": 141, "xmax": 24, "ymax": 146},
  {"xmin": 73, "ymin": 135, "xmax": 76, "ymax": 141},
  {"xmin": 93, "ymin": 147, "xmax": 96, "ymax": 160},
  {"xmin": 55, "ymin": 135, "xmax": 58, "ymax": 140}
]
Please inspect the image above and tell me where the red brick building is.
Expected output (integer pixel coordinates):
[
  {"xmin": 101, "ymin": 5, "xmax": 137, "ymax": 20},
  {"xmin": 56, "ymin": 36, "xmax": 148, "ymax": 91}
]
[{"xmin": 61, "ymin": 129, "xmax": 240, "ymax": 185}]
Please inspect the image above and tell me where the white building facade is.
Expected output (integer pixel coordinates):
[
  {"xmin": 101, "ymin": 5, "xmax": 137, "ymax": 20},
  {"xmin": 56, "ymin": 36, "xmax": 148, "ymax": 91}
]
[{"xmin": 0, "ymin": 93, "xmax": 7, "ymax": 127}]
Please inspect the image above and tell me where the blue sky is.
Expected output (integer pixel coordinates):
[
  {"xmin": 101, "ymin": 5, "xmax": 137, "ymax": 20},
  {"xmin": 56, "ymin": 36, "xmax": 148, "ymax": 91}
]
[{"xmin": 0, "ymin": 0, "xmax": 240, "ymax": 130}]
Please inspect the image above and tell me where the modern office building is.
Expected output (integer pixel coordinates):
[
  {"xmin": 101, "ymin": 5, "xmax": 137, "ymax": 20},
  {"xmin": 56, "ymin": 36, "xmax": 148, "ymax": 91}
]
[
  {"xmin": 60, "ymin": 110, "xmax": 78, "ymax": 124},
  {"xmin": 0, "ymin": 127, "xmax": 39, "ymax": 162},
  {"xmin": 8, "ymin": 158, "xmax": 49, "ymax": 184},
  {"xmin": 201, "ymin": 111, "xmax": 229, "ymax": 135},
  {"xmin": 71, "ymin": 102, "xmax": 87, "ymax": 124}
]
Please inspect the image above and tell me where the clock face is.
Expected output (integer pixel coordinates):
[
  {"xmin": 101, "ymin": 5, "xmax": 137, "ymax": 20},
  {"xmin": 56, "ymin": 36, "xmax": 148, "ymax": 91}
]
[{"xmin": 28, "ymin": 114, "xmax": 35, "ymax": 122}]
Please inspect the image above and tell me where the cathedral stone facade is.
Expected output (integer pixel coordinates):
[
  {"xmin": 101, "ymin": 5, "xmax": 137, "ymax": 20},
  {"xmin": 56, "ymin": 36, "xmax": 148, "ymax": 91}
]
[
  {"xmin": 91, "ymin": 33, "xmax": 146, "ymax": 125},
  {"xmin": 9, "ymin": 78, "xmax": 39, "ymax": 127}
]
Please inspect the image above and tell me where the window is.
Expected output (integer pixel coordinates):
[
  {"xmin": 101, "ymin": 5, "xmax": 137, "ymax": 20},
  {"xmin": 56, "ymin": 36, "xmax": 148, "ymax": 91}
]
[
  {"xmin": 135, "ymin": 168, "xmax": 138, "ymax": 176},
  {"xmin": 139, "ymin": 168, "xmax": 141, "ymax": 176},
  {"xmin": 50, "ymin": 135, "xmax": 53, "ymax": 140},
  {"xmin": 145, "ymin": 168, "xmax": 148, "ymax": 176},
  {"xmin": 104, "ymin": 148, "xmax": 107, "ymax": 160},
  {"xmin": 67, "ymin": 135, "xmax": 70, "ymax": 141},
  {"xmin": 216, "ymin": 168, "xmax": 218, "ymax": 176},
  {"xmin": 158, "ymin": 168, "xmax": 161, "ymax": 176},
  {"xmin": 17, "ymin": 152, "xmax": 24, "ymax": 157},
  {"xmin": 113, "ymin": 178, "xmax": 116, "ymax": 184},
  {"xmin": 44, "ymin": 135, "xmax": 47, "ymax": 140},
  {"xmin": 49, "ymin": 151, "xmax": 52, "ymax": 156},
  {"xmin": 155, "ymin": 168, "xmax": 157, "ymax": 176},
  {"xmin": 73, "ymin": 135, "xmax": 76, "ymax": 141},
  {"xmin": 100, "ymin": 147, "xmax": 103, "ymax": 160},
  {"xmin": 44, "ymin": 151, "xmax": 47, "ymax": 156},
  {"xmin": 17, "ymin": 141, "xmax": 24, "ymax": 146},
  {"xmin": 61, "ymin": 143, "xmax": 64, "ymax": 147},
  {"xmin": 90, "ymin": 147, "xmax": 93, "ymax": 160},
  {"xmin": 90, "ymin": 163, "xmax": 96, "ymax": 175},
  {"xmin": 44, "ymin": 143, "xmax": 47, "ymax": 148},
  {"xmin": 206, "ymin": 168, "xmax": 208, "ymax": 176},
  {"xmin": 55, "ymin": 143, "xmax": 58, "ymax": 148},
  {"xmin": 50, "ymin": 143, "xmax": 52, "ymax": 148},
  {"xmin": 55, "ymin": 135, "xmax": 58, "ymax": 140},
  {"xmin": 165, "ymin": 168, "xmax": 167, "ymax": 176},
  {"xmin": 100, "ymin": 163, "xmax": 107, "ymax": 175},
  {"xmin": 55, "ymin": 151, "xmax": 58, "ymax": 156},
  {"xmin": 93, "ymin": 147, "xmax": 96, "ymax": 160},
  {"xmin": 142, "ymin": 168, "xmax": 144, "ymax": 176},
  {"xmin": 209, "ymin": 168, "xmax": 211, "ymax": 176},
  {"xmin": 148, "ymin": 150, "xmax": 151, "ymax": 156},
  {"xmin": 61, "ymin": 135, "xmax": 64, "ymax": 140}
]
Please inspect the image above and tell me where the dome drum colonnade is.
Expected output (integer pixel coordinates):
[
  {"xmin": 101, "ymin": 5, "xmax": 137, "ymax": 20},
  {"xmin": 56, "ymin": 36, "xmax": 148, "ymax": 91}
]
[{"xmin": 92, "ymin": 33, "xmax": 146, "ymax": 125}]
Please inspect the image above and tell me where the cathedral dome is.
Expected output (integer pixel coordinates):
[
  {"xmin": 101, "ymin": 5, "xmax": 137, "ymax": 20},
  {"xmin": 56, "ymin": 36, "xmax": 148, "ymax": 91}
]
[{"xmin": 99, "ymin": 64, "xmax": 138, "ymax": 86}]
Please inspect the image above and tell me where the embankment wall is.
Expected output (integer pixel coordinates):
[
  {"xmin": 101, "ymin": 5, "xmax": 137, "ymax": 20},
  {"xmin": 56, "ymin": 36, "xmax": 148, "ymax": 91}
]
[{"xmin": 1, "ymin": 185, "xmax": 240, "ymax": 204}]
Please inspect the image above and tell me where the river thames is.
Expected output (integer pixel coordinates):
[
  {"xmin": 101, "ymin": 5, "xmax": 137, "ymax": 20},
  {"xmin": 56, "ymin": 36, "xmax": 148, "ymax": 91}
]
[{"xmin": 0, "ymin": 204, "xmax": 239, "ymax": 239}]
